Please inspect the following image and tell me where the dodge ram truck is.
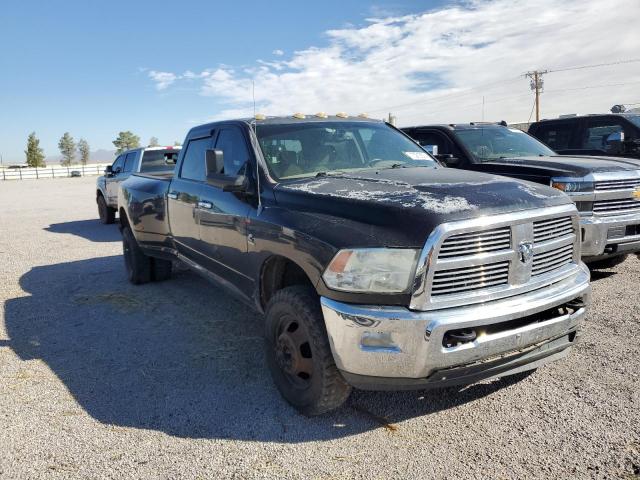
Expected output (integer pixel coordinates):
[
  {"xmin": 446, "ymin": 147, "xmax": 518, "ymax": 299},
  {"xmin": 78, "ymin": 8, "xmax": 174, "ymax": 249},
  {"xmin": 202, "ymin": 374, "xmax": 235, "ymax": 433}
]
[
  {"xmin": 403, "ymin": 123, "xmax": 640, "ymax": 268},
  {"xmin": 118, "ymin": 114, "xmax": 591, "ymax": 415},
  {"xmin": 96, "ymin": 146, "xmax": 181, "ymax": 224}
]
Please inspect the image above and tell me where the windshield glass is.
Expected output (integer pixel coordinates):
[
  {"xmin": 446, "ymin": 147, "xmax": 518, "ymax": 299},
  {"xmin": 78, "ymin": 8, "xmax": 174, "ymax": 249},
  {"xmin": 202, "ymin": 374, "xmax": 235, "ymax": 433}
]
[
  {"xmin": 455, "ymin": 127, "xmax": 555, "ymax": 161},
  {"xmin": 140, "ymin": 149, "xmax": 180, "ymax": 173},
  {"xmin": 627, "ymin": 115, "xmax": 640, "ymax": 129},
  {"xmin": 256, "ymin": 121, "xmax": 436, "ymax": 180}
]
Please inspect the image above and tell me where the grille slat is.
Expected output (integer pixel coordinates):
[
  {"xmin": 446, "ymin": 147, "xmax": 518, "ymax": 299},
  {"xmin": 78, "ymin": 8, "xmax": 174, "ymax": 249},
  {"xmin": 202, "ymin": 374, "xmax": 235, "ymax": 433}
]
[
  {"xmin": 438, "ymin": 227, "xmax": 511, "ymax": 258},
  {"xmin": 532, "ymin": 244, "xmax": 573, "ymax": 276},
  {"xmin": 593, "ymin": 198, "xmax": 640, "ymax": 215},
  {"xmin": 595, "ymin": 179, "xmax": 640, "ymax": 191},
  {"xmin": 533, "ymin": 217, "xmax": 574, "ymax": 245},
  {"xmin": 431, "ymin": 262, "xmax": 509, "ymax": 296}
]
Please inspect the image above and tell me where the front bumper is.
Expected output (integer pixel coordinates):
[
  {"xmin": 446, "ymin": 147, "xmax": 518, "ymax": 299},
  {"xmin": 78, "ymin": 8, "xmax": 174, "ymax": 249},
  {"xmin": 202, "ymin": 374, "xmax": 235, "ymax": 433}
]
[
  {"xmin": 580, "ymin": 212, "xmax": 640, "ymax": 258},
  {"xmin": 320, "ymin": 263, "xmax": 590, "ymax": 388}
]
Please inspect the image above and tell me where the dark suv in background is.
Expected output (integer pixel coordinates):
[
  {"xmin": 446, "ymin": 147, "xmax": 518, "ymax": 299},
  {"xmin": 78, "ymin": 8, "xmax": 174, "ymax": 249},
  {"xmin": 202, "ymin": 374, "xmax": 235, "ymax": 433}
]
[{"xmin": 528, "ymin": 113, "xmax": 640, "ymax": 160}]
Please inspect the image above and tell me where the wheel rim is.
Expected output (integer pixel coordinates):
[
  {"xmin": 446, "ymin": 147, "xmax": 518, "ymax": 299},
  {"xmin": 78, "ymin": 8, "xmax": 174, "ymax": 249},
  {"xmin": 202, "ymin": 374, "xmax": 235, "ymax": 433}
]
[{"xmin": 274, "ymin": 315, "xmax": 314, "ymax": 389}]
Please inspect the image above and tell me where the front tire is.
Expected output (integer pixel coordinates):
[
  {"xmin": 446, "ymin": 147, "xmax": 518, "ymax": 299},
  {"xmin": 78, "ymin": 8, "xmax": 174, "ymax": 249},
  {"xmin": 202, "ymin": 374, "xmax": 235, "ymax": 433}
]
[
  {"xmin": 122, "ymin": 226, "xmax": 151, "ymax": 284},
  {"xmin": 97, "ymin": 195, "xmax": 115, "ymax": 224},
  {"xmin": 265, "ymin": 286, "xmax": 352, "ymax": 415}
]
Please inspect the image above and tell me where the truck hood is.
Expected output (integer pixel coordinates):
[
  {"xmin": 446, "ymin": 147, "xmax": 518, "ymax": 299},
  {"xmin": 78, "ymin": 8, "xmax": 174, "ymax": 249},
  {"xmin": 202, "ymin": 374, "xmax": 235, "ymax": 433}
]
[
  {"xmin": 272, "ymin": 167, "xmax": 570, "ymax": 246},
  {"xmin": 482, "ymin": 155, "xmax": 640, "ymax": 178}
]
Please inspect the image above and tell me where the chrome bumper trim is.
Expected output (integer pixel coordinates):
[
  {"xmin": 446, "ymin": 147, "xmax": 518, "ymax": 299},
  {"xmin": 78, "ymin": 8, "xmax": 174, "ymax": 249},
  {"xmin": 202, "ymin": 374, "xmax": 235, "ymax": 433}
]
[
  {"xmin": 579, "ymin": 211, "xmax": 640, "ymax": 257},
  {"xmin": 321, "ymin": 263, "xmax": 590, "ymax": 380}
]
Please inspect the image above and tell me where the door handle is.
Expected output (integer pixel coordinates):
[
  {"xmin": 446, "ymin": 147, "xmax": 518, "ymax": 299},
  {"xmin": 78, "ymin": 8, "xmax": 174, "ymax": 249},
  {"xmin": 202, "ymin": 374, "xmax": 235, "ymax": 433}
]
[
  {"xmin": 168, "ymin": 191, "xmax": 179, "ymax": 200},
  {"xmin": 198, "ymin": 200, "xmax": 213, "ymax": 209}
]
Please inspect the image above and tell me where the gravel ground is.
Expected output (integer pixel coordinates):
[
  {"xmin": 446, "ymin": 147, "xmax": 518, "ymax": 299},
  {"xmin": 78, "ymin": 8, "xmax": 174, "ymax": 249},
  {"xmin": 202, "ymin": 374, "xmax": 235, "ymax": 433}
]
[{"xmin": 1, "ymin": 177, "xmax": 639, "ymax": 479}]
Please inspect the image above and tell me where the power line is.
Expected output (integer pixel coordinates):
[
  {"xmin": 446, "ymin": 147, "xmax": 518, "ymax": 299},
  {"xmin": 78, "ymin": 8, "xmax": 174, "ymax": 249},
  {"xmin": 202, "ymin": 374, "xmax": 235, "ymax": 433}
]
[{"xmin": 546, "ymin": 58, "xmax": 640, "ymax": 74}]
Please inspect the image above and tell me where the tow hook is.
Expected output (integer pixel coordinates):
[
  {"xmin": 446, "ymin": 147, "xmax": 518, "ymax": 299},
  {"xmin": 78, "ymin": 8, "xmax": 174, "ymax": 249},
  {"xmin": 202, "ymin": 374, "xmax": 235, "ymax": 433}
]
[{"xmin": 443, "ymin": 328, "xmax": 477, "ymax": 348}]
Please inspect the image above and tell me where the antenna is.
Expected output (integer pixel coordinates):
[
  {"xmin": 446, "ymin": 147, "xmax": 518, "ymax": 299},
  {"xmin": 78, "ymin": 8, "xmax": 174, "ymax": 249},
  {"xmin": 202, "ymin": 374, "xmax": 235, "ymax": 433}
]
[{"xmin": 251, "ymin": 80, "xmax": 263, "ymax": 215}]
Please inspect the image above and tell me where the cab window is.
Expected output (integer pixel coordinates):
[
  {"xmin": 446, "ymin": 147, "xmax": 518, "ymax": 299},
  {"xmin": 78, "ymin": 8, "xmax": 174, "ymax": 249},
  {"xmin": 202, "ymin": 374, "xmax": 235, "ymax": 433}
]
[
  {"xmin": 112, "ymin": 155, "xmax": 124, "ymax": 173},
  {"xmin": 123, "ymin": 151, "xmax": 137, "ymax": 173},
  {"xmin": 180, "ymin": 137, "xmax": 212, "ymax": 182},
  {"xmin": 215, "ymin": 127, "xmax": 250, "ymax": 176},
  {"xmin": 535, "ymin": 123, "xmax": 573, "ymax": 151}
]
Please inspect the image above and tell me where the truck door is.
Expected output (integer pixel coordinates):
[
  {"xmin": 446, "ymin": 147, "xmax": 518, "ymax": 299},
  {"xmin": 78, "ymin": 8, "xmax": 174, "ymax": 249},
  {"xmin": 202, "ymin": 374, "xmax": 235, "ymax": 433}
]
[
  {"xmin": 107, "ymin": 150, "xmax": 137, "ymax": 207},
  {"xmin": 105, "ymin": 154, "xmax": 125, "ymax": 206},
  {"xmin": 198, "ymin": 125, "xmax": 253, "ymax": 295},
  {"xmin": 167, "ymin": 135, "xmax": 212, "ymax": 260}
]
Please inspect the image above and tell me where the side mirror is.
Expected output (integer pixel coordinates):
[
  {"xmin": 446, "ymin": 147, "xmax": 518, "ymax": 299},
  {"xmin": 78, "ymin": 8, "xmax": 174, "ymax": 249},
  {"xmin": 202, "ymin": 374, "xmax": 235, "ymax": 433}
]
[
  {"xmin": 435, "ymin": 153, "xmax": 460, "ymax": 166},
  {"xmin": 205, "ymin": 149, "xmax": 224, "ymax": 176},
  {"xmin": 605, "ymin": 131, "xmax": 624, "ymax": 154},
  {"xmin": 105, "ymin": 165, "xmax": 113, "ymax": 176}
]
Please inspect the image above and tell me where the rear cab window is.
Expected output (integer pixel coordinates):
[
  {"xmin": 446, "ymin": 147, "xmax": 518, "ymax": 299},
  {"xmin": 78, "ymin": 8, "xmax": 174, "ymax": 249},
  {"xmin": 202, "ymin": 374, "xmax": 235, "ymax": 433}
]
[{"xmin": 140, "ymin": 149, "xmax": 180, "ymax": 174}]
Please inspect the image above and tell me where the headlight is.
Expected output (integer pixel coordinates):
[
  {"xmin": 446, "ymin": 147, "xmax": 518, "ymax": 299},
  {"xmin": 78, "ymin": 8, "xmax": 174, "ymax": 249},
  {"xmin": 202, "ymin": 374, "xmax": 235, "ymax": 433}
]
[
  {"xmin": 322, "ymin": 248, "xmax": 420, "ymax": 293},
  {"xmin": 550, "ymin": 180, "xmax": 594, "ymax": 193}
]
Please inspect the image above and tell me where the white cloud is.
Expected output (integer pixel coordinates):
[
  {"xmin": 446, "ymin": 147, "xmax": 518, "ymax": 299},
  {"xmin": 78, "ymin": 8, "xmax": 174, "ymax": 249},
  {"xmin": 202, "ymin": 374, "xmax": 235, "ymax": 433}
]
[
  {"xmin": 148, "ymin": 70, "xmax": 178, "ymax": 90},
  {"xmin": 148, "ymin": 0, "xmax": 640, "ymax": 124},
  {"xmin": 272, "ymin": 49, "xmax": 284, "ymax": 56}
]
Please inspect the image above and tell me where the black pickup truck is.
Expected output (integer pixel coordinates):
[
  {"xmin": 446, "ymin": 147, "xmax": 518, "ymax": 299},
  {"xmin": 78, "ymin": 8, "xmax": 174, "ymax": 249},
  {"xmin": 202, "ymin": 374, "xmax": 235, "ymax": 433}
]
[
  {"xmin": 402, "ymin": 123, "xmax": 640, "ymax": 268},
  {"xmin": 119, "ymin": 115, "xmax": 590, "ymax": 415}
]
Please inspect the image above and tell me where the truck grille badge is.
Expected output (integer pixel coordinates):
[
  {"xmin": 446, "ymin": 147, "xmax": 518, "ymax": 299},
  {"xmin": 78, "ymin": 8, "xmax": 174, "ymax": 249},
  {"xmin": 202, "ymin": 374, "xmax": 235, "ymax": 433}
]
[{"xmin": 518, "ymin": 241, "xmax": 534, "ymax": 264}]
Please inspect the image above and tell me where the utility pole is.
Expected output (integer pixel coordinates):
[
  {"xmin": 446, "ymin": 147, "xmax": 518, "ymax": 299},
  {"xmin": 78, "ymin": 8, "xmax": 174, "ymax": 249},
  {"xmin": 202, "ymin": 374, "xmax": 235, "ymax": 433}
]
[
  {"xmin": 525, "ymin": 70, "xmax": 548, "ymax": 121},
  {"xmin": 388, "ymin": 113, "xmax": 396, "ymax": 126}
]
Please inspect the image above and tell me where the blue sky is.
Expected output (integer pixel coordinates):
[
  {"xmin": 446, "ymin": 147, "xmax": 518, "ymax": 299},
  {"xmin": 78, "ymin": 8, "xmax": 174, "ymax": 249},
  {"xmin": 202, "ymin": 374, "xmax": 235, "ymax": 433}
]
[
  {"xmin": 2, "ymin": 0, "xmax": 638, "ymax": 164},
  {"xmin": 0, "ymin": 0, "xmax": 434, "ymax": 163}
]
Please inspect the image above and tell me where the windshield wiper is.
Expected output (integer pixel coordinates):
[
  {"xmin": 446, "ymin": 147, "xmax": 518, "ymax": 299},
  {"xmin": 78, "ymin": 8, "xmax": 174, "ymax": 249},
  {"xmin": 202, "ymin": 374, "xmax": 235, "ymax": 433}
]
[{"xmin": 315, "ymin": 170, "xmax": 344, "ymax": 177}]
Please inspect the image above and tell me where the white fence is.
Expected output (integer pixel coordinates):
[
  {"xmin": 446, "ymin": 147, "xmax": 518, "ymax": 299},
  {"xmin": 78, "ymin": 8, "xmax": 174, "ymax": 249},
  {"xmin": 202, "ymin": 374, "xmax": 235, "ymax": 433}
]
[{"xmin": 0, "ymin": 164, "xmax": 111, "ymax": 180}]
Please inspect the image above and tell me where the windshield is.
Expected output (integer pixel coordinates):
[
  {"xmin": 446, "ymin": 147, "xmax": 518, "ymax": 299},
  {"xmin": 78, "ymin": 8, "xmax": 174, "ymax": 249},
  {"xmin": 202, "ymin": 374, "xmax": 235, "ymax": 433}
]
[
  {"xmin": 627, "ymin": 115, "xmax": 640, "ymax": 129},
  {"xmin": 455, "ymin": 127, "xmax": 555, "ymax": 161},
  {"xmin": 256, "ymin": 121, "xmax": 436, "ymax": 180},
  {"xmin": 140, "ymin": 149, "xmax": 180, "ymax": 173}
]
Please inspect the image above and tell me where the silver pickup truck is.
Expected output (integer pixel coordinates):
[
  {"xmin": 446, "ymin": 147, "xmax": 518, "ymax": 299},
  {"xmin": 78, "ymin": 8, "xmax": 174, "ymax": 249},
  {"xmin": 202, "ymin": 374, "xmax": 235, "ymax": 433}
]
[{"xmin": 96, "ymin": 146, "xmax": 181, "ymax": 224}]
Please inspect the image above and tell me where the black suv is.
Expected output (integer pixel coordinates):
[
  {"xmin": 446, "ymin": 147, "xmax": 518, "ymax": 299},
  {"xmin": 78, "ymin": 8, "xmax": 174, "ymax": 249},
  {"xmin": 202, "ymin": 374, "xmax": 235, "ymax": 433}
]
[{"xmin": 528, "ymin": 113, "xmax": 640, "ymax": 159}]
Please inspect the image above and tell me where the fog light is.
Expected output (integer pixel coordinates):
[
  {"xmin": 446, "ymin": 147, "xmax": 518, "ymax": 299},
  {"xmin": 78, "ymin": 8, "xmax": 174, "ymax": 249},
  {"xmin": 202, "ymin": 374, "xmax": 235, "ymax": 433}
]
[{"xmin": 360, "ymin": 332, "xmax": 400, "ymax": 352}]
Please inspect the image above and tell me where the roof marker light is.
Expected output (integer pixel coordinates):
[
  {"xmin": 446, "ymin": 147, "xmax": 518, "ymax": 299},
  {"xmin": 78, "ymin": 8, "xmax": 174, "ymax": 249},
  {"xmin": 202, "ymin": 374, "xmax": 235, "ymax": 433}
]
[
  {"xmin": 335, "ymin": 112, "xmax": 349, "ymax": 118},
  {"xmin": 357, "ymin": 113, "xmax": 368, "ymax": 118},
  {"xmin": 315, "ymin": 112, "xmax": 328, "ymax": 118},
  {"xmin": 254, "ymin": 113, "xmax": 266, "ymax": 120},
  {"xmin": 293, "ymin": 112, "xmax": 306, "ymax": 119}
]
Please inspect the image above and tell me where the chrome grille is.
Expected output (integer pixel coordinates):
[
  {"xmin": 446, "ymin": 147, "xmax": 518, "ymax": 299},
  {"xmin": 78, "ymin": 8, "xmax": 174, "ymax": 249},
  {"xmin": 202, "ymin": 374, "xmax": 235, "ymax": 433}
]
[
  {"xmin": 595, "ymin": 179, "xmax": 640, "ymax": 191},
  {"xmin": 532, "ymin": 244, "xmax": 573, "ymax": 276},
  {"xmin": 533, "ymin": 216, "xmax": 574, "ymax": 243},
  {"xmin": 412, "ymin": 205, "xmax": 581, "ymax": 310},
  {"xmin": 593, "ymin": 198, "xmax": 640, "ymax": 215},
  {"xmin": 432, "ymin": 262, "xmax": 509, "ymax": 296},
  {"xmin": 438, "ymin": 227, "xmax": 511, "ymax": 259}
]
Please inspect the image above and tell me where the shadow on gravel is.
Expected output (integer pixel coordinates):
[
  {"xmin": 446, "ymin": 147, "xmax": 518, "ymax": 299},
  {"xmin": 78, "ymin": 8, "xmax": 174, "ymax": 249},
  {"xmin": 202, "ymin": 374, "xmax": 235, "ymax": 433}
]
[
  {"xmin": 4, "ymin": 255, "xmax": 525, "ymax": 442},
  {"xmin": 45, "ymin": 220, "xmax": 121, "ymax": 243},
  {"xmin": 589, "ymin": 270, "xmax": 617, "ymax": 282}
]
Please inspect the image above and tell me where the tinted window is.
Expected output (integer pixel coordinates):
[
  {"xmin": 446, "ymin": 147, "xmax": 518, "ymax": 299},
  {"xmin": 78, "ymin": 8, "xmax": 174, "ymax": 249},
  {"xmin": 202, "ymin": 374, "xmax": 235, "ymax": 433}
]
[
  {"xmin": 257, "ymin": 122, "xmax": 436, "ymax": 180},
  {"xmin": 140, "ymin": 149, "xmax": 180, "ymax": 173},
  {"xmin": 215, "ymin": 127, "xmax": 250, "ymax": 176},
  {"xmin": 123, "ymin": 152, "xmax": 137, "ymax": 173},
  {"xmin": 583, "ymin": 121, "xmax": 625, "ymax": 150},
  {"xmin": 535, "ymin": 123, "xmax": 573, "ymax": 150},
  {"xmin": 180, "ymin": 137, "xmax": 212, "ymax": 181},
  {"xmin": 410, "ymin": 131, "xmax": 450, "ymax": 155},
  {"xmin": 112, "ymin": 155, "xmax": 124, "ymax": 173},
  {"xmin": 627, "ymin": 115, "xmax": 640, "ymax": 129},
  {"xmin": 455, "ymin": 127, "xmax": 555, "ymax": 161}
]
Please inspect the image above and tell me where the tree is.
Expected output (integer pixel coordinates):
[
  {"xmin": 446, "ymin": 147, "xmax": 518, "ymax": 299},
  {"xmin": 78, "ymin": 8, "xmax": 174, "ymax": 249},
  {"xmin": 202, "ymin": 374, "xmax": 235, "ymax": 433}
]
[
  {"xmin": 77, "ymin": 138, "xmax": 90, "ymax": 165},
  {"xmin": 113, "ymin": 131, "xmax": 140, "ymax": 154},
  {"xmin": 149, "ymin": 136, "xmax": 159, "ymax": 147},
  {"xmin": 174, "ymin": 140, "xmax": 182, "ymax": 146},
  {"xmin": 58, "ymin": 132, "xmax": 76, "ymax": 166},
  {"xmin": 25, "ymin": 132, "xmax": 46, "ymax": 167}
]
